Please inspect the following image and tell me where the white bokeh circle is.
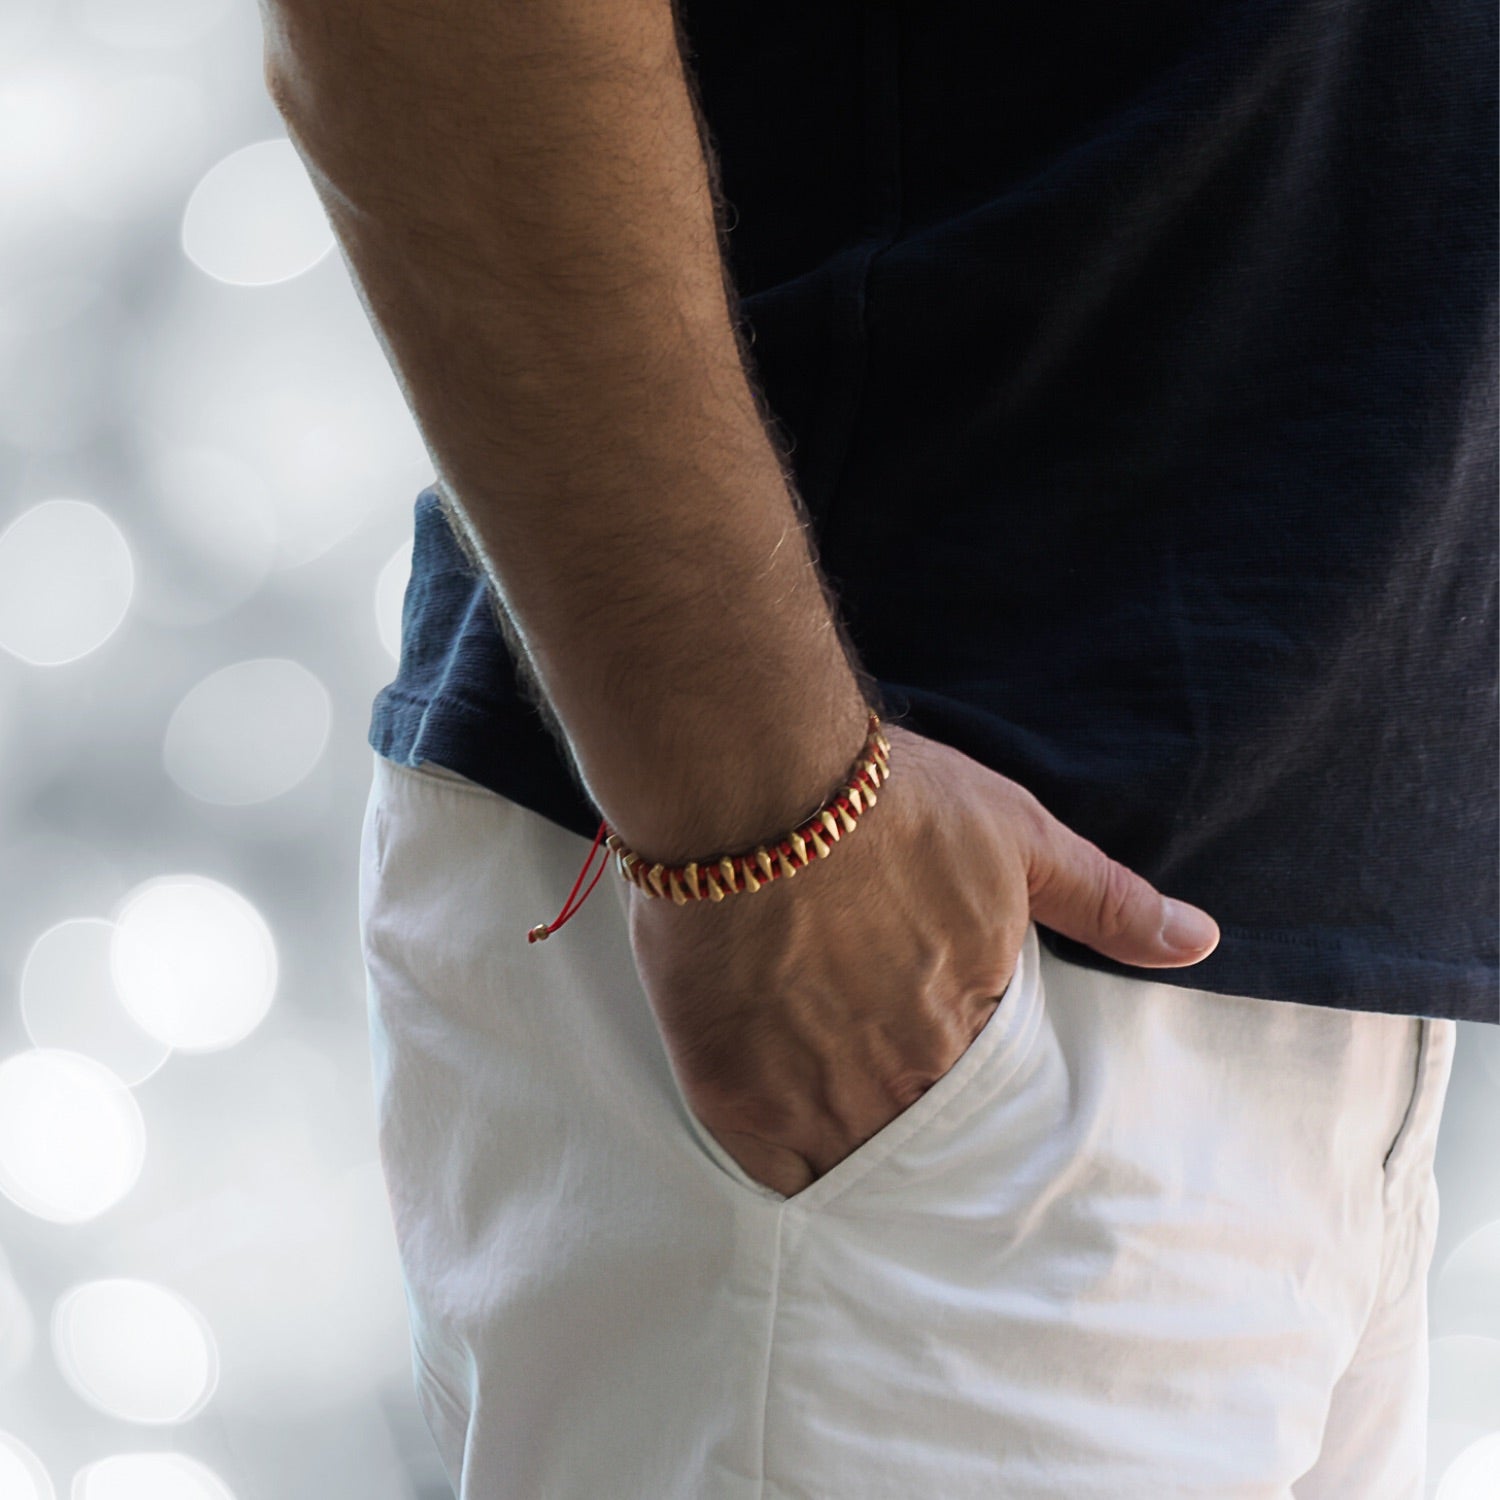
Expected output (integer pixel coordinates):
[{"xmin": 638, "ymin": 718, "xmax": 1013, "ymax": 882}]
[
  {"xmin": 0, "ymin": 1050, "xmax": 146, "ymax": 1224},
  {"xmin": 20, "ymin": 918, "xmax": 170, "ymax": 1086},
  {"xmin": 163, "ymin": 659, "xmax": 331, "ymax": 806},
  {"xmin": 181, "ymin": 139, "xmax": 333, "ymax": 287},
  {"xmin": 52, "ymin": 1278, "xmax": 218, "ymax": 1425},
  {"xmin": 0, "ymin": 500, "xmax": 133, "ymax": 666},
  {"xmin": 70, "ymin": 1452, "xmax": 234, "ymax": 1500},
  {"xmin": 1436, "ymin": 1431, "xmax": 1500, "ymax": 1499},
  {"xmin": 110, "ymin": 877, "xmax": 277, "ymax": 1052},
  {"xmin": 0, "ymin": 1431, "xmax": 55, "ymax": 1500}
]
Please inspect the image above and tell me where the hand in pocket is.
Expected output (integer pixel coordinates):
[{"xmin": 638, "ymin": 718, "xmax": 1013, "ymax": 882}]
[{"xmin": 625, "ymin": 723, "xmax": 1220, "ymax": 1198}]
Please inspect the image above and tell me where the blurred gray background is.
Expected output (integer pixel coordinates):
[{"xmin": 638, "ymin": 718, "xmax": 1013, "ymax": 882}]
[{"xmin": 0, "ymin": 1, "xmax": 1495, "ymax": 1496}]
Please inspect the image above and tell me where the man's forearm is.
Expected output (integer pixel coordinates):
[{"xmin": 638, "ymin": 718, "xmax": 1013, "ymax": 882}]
[{"xmin": 260, "ymin": 0, "xmax": 874, "ymax": 863}]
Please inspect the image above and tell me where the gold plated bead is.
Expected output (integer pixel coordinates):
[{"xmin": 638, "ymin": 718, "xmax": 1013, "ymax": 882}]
[
  {"xmin": 647, "ymin": 863, "xmax": 667, "ymax": 898},
  {"xmin": 668, "ymin": 870, "xmax": 688, "ymax": 906},
  {"xmin": 789, "ymin": 829, "xmax": 807, "ymax": 864},
  {"xmin": 719, "ymin": 855, "xmax": 737, "ymax": 891},
  {"xmin": 819, "ymin": 809, "xmax": 841, "ymax": 841},
  {"xmin": 756, "ymin": 847, "xmax": 776, "ymax": 882},
  {"xmin": 528, "ymin": 923, "xmax": 551, "ymax": 942},
  {"xmin": 704, "ymin": 870, "xmax": 724, "ymax": 902}
]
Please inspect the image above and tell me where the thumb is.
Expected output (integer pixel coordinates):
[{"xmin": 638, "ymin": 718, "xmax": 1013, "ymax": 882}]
[{"xmin": 1022, "ymin": 800, "xmax": 1220, "ymax": 969}]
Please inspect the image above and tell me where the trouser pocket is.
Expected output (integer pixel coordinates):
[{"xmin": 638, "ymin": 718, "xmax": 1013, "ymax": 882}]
[{"xmin": 671, "ymin": 922, "xmax": 1050, "ymax": 1213}]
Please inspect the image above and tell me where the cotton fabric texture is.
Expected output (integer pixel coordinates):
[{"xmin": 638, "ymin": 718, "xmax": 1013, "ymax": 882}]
[
  {"xmin": 368, "ymin": 0, "xmax": 1499, "ymax": 1023},
  {"xmin": 359, "ymin": 753, "xmax": 1457, "ymax": 1499}
]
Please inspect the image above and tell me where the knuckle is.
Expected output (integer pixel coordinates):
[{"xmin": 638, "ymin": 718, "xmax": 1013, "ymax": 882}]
[
  {"xmin": 1002, "ymin": 780, "xmax": 1041, "ymax": 822},
  {"xmin": 1013, "ymin": 795, "xmax": 1060, "ymax": 896}
]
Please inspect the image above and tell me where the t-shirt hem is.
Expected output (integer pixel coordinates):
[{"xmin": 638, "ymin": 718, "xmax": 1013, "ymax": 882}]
[
  {"xmin": 1036, "ymin": 929, "xmax": 1493, "ymax": 1025},
  {"xmin": 367, "ymin": 694, "xmax": 1496, "ymax": 1026}
]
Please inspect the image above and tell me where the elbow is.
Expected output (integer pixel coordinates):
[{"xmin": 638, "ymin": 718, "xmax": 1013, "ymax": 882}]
[
  {"xmin": 258, "ymin": 0, "xmax": 334, "ymax": 124},
  {"xmin": 257, "ymin": 0, "xmax": 364, "ymax": 127},
  {"xmin": 255, "ymin": 2, "xmax": 372, "ymax": 195},
  {"xmin": 257, "ymin": 2, "xmax": 305, "ymax": 124}
]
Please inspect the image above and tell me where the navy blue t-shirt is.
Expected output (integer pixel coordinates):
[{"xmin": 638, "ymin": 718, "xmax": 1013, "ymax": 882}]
[{"xmin": 370, "ymin": 0, "xmax": 1498, "ymax": 1023}]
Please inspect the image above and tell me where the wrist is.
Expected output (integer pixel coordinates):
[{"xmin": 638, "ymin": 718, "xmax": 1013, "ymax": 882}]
[
  {"xmin": 596, "ymin": 682, "xmax": 877, "ymax": 869},
  {"xmin": 607, "ymin": 709, "xmax": 890, "ymax": 904}
]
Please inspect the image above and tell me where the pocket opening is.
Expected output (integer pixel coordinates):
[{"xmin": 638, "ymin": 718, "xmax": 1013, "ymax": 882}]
[{"xmin": 680, "ymin": 922, "xmax": 1046, "ymax": 1214}]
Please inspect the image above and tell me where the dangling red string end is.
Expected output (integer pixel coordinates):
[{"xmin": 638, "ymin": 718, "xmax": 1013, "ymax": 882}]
[{"xmin": 528, "ymin": 819, "xmax": 612, "ymax": 943}]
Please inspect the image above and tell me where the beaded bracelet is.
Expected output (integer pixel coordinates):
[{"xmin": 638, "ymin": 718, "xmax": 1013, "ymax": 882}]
[{"xmin": 527, "ymin": 712, "xmax": 891, "ymax": 943}]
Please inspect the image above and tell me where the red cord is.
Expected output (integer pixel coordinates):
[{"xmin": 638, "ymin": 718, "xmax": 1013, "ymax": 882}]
[{"xmin": 527, "ymin": 819, "xmax": 612, "ymax": 942}]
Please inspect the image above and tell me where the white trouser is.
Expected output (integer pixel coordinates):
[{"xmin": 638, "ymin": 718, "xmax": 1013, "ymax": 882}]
[{"xmin": 357, "ymin": 751, "xmax": 1456, "ymax": 1500}]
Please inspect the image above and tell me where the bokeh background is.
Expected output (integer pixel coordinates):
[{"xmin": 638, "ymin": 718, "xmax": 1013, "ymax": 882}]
[{"xmin": 0, "ymin": 1, "xmax": 1495, "ymax": 1496}]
